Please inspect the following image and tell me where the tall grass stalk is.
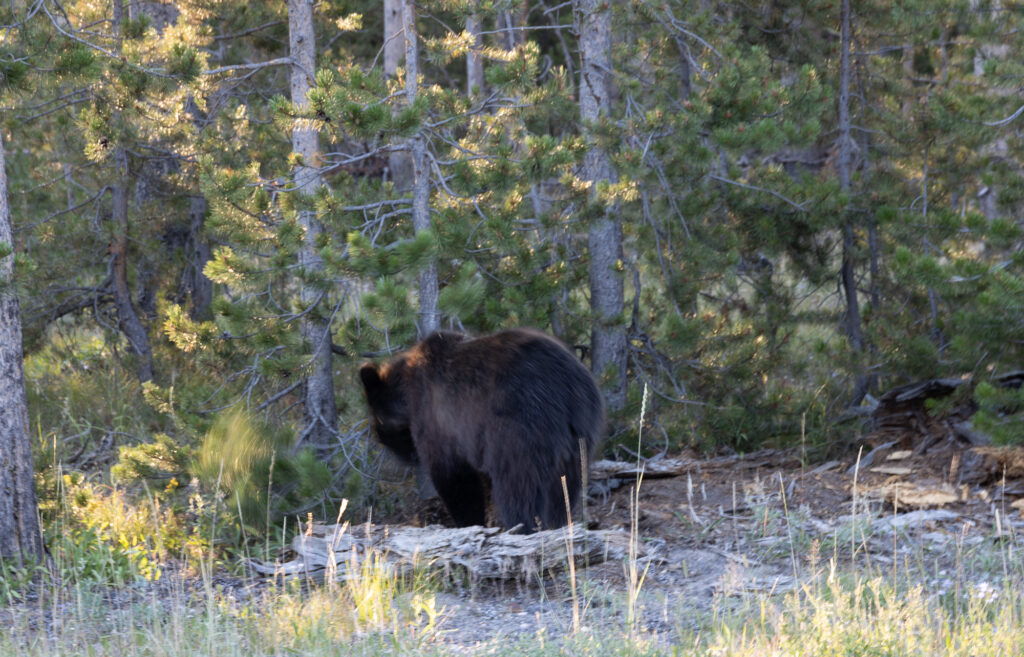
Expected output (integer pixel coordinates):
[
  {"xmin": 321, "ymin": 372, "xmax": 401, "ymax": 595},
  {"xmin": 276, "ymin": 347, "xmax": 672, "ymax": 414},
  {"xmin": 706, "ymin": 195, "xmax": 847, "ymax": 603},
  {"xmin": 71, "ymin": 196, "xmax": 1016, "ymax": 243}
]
[
  {"xmin": 625, "ymin": 384, "xmax": 650, "ymax": 636},
  {"xmin": 850, "ymin": 444, "xmax": 863, "ymax": 567},
  {"xmin": 561, "ymin": 475, "xmax": 580, "ymax": 634},
  {"xmin": 325, "ymin": 499, "xmax": 349, "ymax": 584},
  {"xmin": 264, "ymin": 449, "xmax": 276, "ymax": 562},
  {"xmin": 777, "ymin": 472, "xmax": 798, "ymax": 581}
]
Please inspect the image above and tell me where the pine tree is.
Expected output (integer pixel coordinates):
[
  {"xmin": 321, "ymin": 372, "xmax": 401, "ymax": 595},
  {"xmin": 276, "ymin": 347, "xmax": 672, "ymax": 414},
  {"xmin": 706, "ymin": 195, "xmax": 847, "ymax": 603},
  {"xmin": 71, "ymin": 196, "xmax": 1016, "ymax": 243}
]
[
  {"xmin": 0, "ymin": 129, "xmax": 44, "ymax": 563},
  {"xmin": 288, "ymin": 0, "xmax": 337, "ymax": 448},
  {"xmin": 577, "ymin": 0, "xmax": 627, "ymax": 413}
]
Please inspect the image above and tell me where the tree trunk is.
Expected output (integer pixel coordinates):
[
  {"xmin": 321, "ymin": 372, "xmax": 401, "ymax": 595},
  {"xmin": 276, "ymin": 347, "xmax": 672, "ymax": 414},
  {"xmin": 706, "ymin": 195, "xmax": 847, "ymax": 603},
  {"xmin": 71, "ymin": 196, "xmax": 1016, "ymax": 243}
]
[
  {"xmin": 289, "ymin": 0, "xmax": 338, "ymax": 448},
  {"xmin": 676, "ymin": 38, "xmax": 692, "ymax": 101},
  {"xmin": 466, "ymin": 13, "xmax": 485, "ymax": 98},
  {"xmin": 838, "ymin": 0, "xmax": 868, "ymax": 406},
  {"xmin": 109, "ymin": 0, "xmax": 154, "ymax": 384},
  {"xmin": 110, "ymin": 148, "xmax": 155, "ymax": 384},
  {"xmin": 578, "ymin": 0, "xmax": 626, "ymax": 412},
  {"xmin": 383, "ymin": 0, "xmax": 403, "ymax": 76},
  {"xmin": 497, "ymin": 1, "xmax": 526, "ymax": 51},
  {"xmin": 404, "ymin": 0, "xmax": 439, "ymax": 337},
  {"xmin": 185, "ymin": 195, "xmax": 213, "ymax": 321},
  {"xmin": 0, "ymin": 132, "xmax": 45, "ymax": 565},
  {"xmin": 385, "ymin": 0, "xmax": 413, "ymax": 190},
  {"xmin": 401, "ymin": 0, "xmax": 440, "ymax": 500}
]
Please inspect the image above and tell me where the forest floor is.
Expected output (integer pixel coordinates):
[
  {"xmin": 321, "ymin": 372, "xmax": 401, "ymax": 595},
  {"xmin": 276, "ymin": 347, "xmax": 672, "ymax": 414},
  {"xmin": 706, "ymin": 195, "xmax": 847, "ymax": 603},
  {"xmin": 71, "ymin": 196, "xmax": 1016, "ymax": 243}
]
[{"xmin": 372, "ymin": 415, "xmax": 1024, "ymax": 650}]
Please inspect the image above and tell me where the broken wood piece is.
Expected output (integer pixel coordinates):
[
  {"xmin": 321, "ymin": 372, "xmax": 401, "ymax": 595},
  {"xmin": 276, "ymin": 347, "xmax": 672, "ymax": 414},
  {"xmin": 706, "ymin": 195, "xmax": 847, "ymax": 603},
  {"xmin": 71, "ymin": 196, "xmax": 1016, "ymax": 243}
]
[
  {"xmin": 884, "ymin": 483, "xmax": 959, "ymax": 508},
  {"xmin": 876, "ymin": 378, "xmax": 967, "ymax": 405},
  {"xmin": 965, "ymin": 446, "xmax": 1024, "ymax": 480},
  {"xmin": 870, "ymin": 465, "xmax": 913, "ymax": 475},
  {"xmin": 953, "ymin": 421, "xmax": 992, "ymax": 446},
  {"xmin": 847, "ymin": 440, "xmax": 898, "ymax": 475},
  {"xmin": 873, "ymin": 509, "xmax": 959, "ymax": 532},
  {"xmin": 804, "ymin": 460, "xmax": 841, "ymax": 476}
]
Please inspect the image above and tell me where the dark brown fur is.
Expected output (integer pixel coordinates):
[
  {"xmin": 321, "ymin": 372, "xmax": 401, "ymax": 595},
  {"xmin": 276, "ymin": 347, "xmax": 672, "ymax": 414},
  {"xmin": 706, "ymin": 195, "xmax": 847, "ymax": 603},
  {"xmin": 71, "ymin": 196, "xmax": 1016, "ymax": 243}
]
[{"xmin": 359, "ymin": 329, "xmax": 603, "ymax": 532}]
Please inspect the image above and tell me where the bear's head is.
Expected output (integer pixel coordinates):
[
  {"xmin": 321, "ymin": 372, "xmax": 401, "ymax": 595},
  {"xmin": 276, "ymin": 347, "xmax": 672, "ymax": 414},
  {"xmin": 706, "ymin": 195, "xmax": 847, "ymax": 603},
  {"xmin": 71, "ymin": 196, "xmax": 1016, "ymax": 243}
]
[{"xmin": 359, "ymin": 360, "xmax": 417, "ymax": 463}]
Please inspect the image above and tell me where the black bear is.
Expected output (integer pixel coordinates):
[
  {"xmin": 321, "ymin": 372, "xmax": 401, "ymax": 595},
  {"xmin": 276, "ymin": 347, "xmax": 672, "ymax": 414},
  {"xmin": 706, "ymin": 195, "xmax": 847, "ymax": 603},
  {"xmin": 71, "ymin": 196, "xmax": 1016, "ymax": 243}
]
[{"xmin": 359, "ymin": 328, "xmax": 603, "ymax": 532}]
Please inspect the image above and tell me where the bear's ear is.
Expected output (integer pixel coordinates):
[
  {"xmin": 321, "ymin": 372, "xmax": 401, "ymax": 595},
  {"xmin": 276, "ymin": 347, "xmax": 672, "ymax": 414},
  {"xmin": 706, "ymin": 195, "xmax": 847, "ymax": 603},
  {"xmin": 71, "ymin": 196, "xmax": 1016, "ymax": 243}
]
[{"xmin": 359, "ymin": 363, "xmax": 383, "ymax": 394}]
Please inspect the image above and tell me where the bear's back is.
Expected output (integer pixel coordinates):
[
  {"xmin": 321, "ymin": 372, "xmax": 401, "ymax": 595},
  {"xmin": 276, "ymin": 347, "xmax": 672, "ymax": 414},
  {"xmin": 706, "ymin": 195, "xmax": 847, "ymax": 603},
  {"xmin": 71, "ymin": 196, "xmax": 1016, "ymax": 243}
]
[{"xmin": 408, "ymin": 328, "xmax": 603, "ymax": 453}]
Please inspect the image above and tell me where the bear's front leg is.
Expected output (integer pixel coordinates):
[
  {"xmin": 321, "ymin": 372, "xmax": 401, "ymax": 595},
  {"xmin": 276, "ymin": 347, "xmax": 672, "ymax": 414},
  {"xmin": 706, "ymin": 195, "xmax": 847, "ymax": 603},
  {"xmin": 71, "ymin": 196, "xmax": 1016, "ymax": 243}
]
[{"xmin": 428, "ymin": 457, "xmax": 488, "ymax": 527}]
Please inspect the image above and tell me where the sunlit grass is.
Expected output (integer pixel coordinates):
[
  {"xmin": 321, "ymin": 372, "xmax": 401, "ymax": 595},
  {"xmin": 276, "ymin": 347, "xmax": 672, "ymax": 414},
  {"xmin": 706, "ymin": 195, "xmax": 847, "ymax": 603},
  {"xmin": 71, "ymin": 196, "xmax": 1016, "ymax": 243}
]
[
  {"xmin": 693, "ymin": 569, "xmax": 1024, "ymax": 657},
  {"xmin": 1, "ymin": 545, "xmax": 441, "ymax": 657},
  {"xmin": 4, "ymin": 566, "xmax": 1024, "ymax": 657}
]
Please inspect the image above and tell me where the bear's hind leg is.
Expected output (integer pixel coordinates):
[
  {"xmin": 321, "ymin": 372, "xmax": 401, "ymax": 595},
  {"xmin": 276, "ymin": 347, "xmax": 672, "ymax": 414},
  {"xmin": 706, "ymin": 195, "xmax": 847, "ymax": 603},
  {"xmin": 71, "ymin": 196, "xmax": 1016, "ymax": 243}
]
[
  {"xmin": 491, "ymin": 477, "xmax": 547, "ymax": 533},
  {"xmin": 429, "ymin": 458, "xmax": 488, "ymax": 527},
  {"xmin": 541, "ymin": 468, "xmax": 580, "ymax": 529}
]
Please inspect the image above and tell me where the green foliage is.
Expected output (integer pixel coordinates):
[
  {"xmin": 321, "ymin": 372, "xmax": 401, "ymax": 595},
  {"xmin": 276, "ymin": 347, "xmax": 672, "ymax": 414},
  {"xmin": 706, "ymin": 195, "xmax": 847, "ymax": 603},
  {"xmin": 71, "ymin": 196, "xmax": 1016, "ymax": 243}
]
[
  {"xmin": 193, "ymin": 409, "xmax": 330, "ymax": 530},
  {"xmin": 439, "ymin": 263, "xmax": 486, "ymax": 319},
  {"xmin": 166, "ymin": 43, "xmax": 202, "ymax": 83},
  {"xmin": 122, "ymin": 15, "xmax": 151, "ymax": 40},
  {"xmin": 0, "ymin": 55, "xmax": 28, "ymax": 89},
  {"xmin": 46, "ymin": 472, "xmax": 196, "ymax": 584},
  {"xmin": 112, "ymin": 432, "xmax": 188, "ymax": 482},
  {"xmin": 54, "ymin": 43, "xmax": 98, "ymax": 78},
  {"xmin": 972, "ymin": 382, "xmax": 1024, "ymax": 445}
]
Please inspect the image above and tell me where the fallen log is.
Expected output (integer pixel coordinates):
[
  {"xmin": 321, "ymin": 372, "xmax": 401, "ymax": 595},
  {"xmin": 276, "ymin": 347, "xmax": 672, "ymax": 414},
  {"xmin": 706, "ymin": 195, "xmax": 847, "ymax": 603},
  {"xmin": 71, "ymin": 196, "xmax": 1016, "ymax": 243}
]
[
  {"xmin": 591, "ymin": 448, "xmax": 792, "ymax": 480},
  {"xmin": 248, "ymin": 522, "xmax": 645, "ymax": 581}
]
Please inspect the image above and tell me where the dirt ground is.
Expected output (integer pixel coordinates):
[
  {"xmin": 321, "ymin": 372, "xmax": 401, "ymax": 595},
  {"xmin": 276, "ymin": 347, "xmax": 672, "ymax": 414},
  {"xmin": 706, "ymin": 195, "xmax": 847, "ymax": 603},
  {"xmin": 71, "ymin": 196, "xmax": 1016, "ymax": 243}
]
[{"xmin": 382, "ymin": 426, "xmax": 1024, "ymax": 648}]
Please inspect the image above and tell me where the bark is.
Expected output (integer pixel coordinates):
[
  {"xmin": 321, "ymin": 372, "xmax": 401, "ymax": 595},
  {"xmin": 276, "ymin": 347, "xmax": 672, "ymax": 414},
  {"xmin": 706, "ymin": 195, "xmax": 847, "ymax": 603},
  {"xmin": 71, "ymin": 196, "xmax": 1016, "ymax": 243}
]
[
  {"xmin": 383, "ymin": 0, "xmax": 403, "ymax": 76},
  {"xmin": 404, "ymin": 0, "xmax": 440, "ymax": 336},
  {"xmin": 111, "ymin": 148, "xmax": 155, "ymax": 384},
  {"xmin": 185, "ymin": 195, "xmax": 213, "ymax": 320},
  {"xmin": 289, "ymin": 0, "xmax": 338, "ymax": 448},
  {"xmin": 183, "ymin": 92, "xmax": 213, "ymax": 321},
  {"xmin": 135, "ymin": 258, "xmax": 157, "ymax": 321},
  {"xmin": 466, "ymin": 13, "xmax": 485, "ymax": 98},
  {"xmin": 384, "ymin": 0, "xmax": 413, "ymax": 189},
  {"xmin": 923, "ymin": 149, "xmax": 944, "ymax": 354},
  {"xmin": 855, "ymin": 45, "xmax": 881, "ymax": 313},
  {"xmin": 497, "ymin": 1, "xmax": 527, "ymax": 51},
  {"xmin": 676, "ymin": 39, "xmax": 692, "ymax": 101},
  {"xmin": 578, "ymin": 0, "xmax": 626, "ymax": 412},
  {"xmin": 838, "ymin": 0, "xmax": 868, "ymax": 406},
  {"xmin": 0, "ymin": 132, "xmax": 45, "ymax": 564}
]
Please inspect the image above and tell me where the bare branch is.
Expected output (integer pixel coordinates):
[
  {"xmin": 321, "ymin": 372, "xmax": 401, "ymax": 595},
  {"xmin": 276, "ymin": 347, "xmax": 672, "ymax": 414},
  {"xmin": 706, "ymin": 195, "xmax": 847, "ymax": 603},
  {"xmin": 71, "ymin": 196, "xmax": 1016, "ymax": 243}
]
[
  {"xmin": 213, "ymin": 20, "xmax": 286, "ymax": 41},
  {"xmin": 708, "ymin": 174, "xmax": 808, "ymax": 211},
  {"xmin": 203, "ymin": 56, "xmax": 294, "ymax": 77},
  {"xmin": 984, "ymin": 103, "xmax": 1024, "ymax": 127}
]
